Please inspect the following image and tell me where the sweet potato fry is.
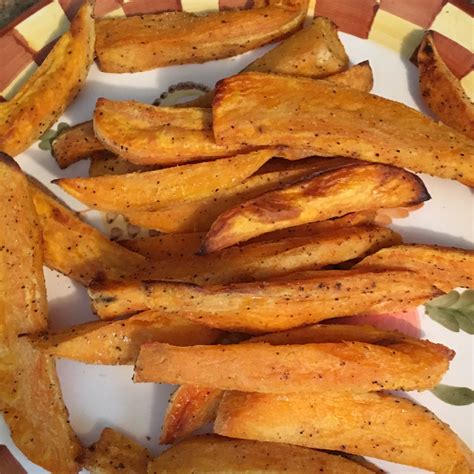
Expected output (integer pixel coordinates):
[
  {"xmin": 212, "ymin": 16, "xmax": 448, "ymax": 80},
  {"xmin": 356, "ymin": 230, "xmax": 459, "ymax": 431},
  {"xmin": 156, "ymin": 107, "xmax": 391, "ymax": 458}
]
[
  {"xmin": 212, "ymin": 72, "xmax": 474, "ymax": 186},
  {"xmin": 0, "ymin": 153, "xmax": 81, "ymax": 472},
  {"xmin": 89, "ymin": 269, "xmax": 441, "ymax": 332},
  {"xmin": 89, "ymin": 150, "xmax": 155, "ymax": 177},
  {"xmin": 159, "ymin": 322, "xmax": 412, "ymax": 444},
  {"xmin": 160, "ymin": 387, "xmax": 224, "ymax": 445},
  {"xmin": 142, "ymin": 225, "xmax": 401, "ymax": 285},
  {"xmin": 83, "ymin": 428, "xmax": 151, "ymax": 474},
  {"xmin": 29, "ymin": 178, "xmax": 146, "ymax": 285},
  {"xmin": 202, "ymin": 163, "xmax": 429, "ymax": 253},
  {"xmin": 52, "ymin": 121, "xmax": 103, "ymax": 168},
  {"xmin": 95, "ymin": 2, "xmax": 307, "ymax": 73},
  {"xmin": 94, "ymin": 100, "xmax": 250, "ymax": 165},
  {"xmin": 135, "ymin": 335, "xmax": 452, "ymax": 392},
  {"xmin": 356, "ymin": 244, "xmax": 474, "ymax": 292},
  {"xmin": 418, "ymin": 31, "xmax": 474, "ymax": 139},
  {"xmin": 56, "ymin": 150, "xmax": 275, "ymax": 213},
  {"xmin": 149, "ymin": 435, "xmax": 375, "ymax": 473},
  {"xmin": 215, "ymin": 391, "xmax": 473, "ymax": 474},
  {"xmin": 29, "ymin": 310, "xmax": 223, "ymax": 365},
  {"xmin": 0, "ymin": 1, "xmax": 94, "ymax": 156},
  {"xmin": 123, "ymin": 158, "xmax": 354, "ymax": 232}
]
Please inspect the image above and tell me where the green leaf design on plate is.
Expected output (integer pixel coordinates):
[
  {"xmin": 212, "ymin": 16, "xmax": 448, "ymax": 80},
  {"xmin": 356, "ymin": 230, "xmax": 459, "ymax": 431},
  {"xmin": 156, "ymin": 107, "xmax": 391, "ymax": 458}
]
[
  {"xmin": 431, "ymin": 384, "xmax": 474, "ymax": 406},
  {"xmin": 38, "ymin": 122, "xmax": 70, "ymax": 151},
  {"xmin": 425, "ymin": 290, "xmax": 474, "ymax": 334}
]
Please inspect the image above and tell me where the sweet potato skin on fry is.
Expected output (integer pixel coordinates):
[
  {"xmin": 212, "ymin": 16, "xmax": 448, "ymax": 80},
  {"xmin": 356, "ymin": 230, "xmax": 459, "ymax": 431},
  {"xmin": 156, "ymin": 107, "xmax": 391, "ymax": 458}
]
[
  {"xmin": 95, "ymin": 3, "xmax": 306, "ymax": 73},
  {"xmin": 212, "ymin": 72, "xmax": 474, "ymax": 185},
  {"xmin": 0, "ymin": 153, "xmax": 81, "ymax": 472},
  {"xmin": 135, "ymin": 338, "xmax": 452, "ymax": 392},
  {"xmin": 29, "ymin": 179, "xmax": 146, "ymax": 285},
  {"xmin": 142, "ymin": 225, "xmax": 401, "ymax": 285},
  {"xmin": 215, "ymin": 391, "xmax": 473, "ymax": 474},
  {"xmin": 0, "ymin": 1, "xmax": 95, "ymax": 156},
  {"xmin": 202, "ymin": 163, "xmax": 429, "ymax": 253},
  {"xmin": 89, "ymin": 270, "xmax": 442, "ymax": 332},
  {"xmin": 52, "ymin": 121, "xmax": 103, "ymax": 169},
  {"xmin": 29, "ymin": 311, "xmax": 222, "ymax": 365},
  {"xmin": 160, "ymin": 386, "xmax": 223, "ymax": 445},
  {"xmin": 56, "ymin": 150, "xmax": 275, "ymax": 213},
  {"xmin": 83, "ymin": 428, "xmax": 151, "ymax": 473},
  {"xmin": 149, "ymin": 435, "xmax": 375, "ymax": 473},
  {"xmin": 418, "ymin": 31, "xmax": 474, "ymax": 139},
  {"xmin": 356, "ymin": 244, "xmax": 474, "ymax": 292}
]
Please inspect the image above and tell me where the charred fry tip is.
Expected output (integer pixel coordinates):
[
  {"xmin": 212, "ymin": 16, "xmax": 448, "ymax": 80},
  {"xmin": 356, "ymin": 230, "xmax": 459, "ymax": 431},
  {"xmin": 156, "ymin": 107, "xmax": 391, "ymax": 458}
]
[{"xmin": 0, "ymin": 152, "xmax": 20, "ymax": 169}]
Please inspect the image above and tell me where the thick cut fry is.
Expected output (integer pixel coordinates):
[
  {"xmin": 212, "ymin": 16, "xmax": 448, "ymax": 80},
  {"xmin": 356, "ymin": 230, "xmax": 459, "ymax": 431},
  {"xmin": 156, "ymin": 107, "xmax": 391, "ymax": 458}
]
[
  {"xmin": 142, "ymin": 225, "xmax": 401, "ymax": 285},
  {"xmin": 135, "ymin": 337, "xmax": 452, "ymax": 392},
  {"xmin": 0, "ymin": 1, "xmax": 94, "ymax": 156},
  {"xmin": 244, "ymin": 17, "xmax": 348, "ymax": 77},
  {"xmin": 202, "ymin": 163, "xmax": 429, "ymax": 253},
  {"xmin": 95, "ymin": 2, "xmax": 307, "ymax": 73},
  {"xmin": 124, "ymin": 158, "xmax": 355, "ymax": 232},
  {"xmin": 160, "ymin": 386, "xmax": 223, "ymax": 445},
  {"xmin": 89, "ymin": 150, "xmax": 156, "ymax": 177},
  {"xmin": 215, "ymin": 391, "xmax": 473, "ymax": 474},
  {"xmin": 328, "ymin": 61, "xmax": 373, "ymax": 92},
  {"xmin": 52, "ymin": 121, "xmax": 103, "ymax": 168},
  {"xmin": 29, "ymin": 311, "xmax": 222, "ymax": 365},
  {"xmin": 149, "ymin": 435, "xmax": 375, "ymax": 473},
  {"xmin": 356, "ymin": 244, "xmax": 474, "ymax": 292},
  {"xmin": 0, "ymin": 153, "xmax": 81, "ymax": 472},
  {"xmin": 29, "ymin": 179, "xmax": 146, "ymax": 285},
  {"xmin": 56, "ymin": 150, "xmax": 275, "ymax": 213},
  {"xmin": 89, "ymin": 270, "xmax": 441, "ymax": 332},
  {"xmin": 213, "ymin": 72, "xmax": 474, "ymax": 185},
  {"xmin": 418, "ymin": 31, "xmax": 474, "ymax": 139},
  {"xmin": 120, "ymin": 211, "xmax": 376, "ymax": 259},
  {"xmin": 94, "ymin": 100, "xmax": 249, "ymax": 165},
  {"xmin": 159, "ymin": 323, "xmax": 413, "ymax": 444},
  {"xmin": 83, "ymin": 428, "xmax": 151, "ymax": 474}
]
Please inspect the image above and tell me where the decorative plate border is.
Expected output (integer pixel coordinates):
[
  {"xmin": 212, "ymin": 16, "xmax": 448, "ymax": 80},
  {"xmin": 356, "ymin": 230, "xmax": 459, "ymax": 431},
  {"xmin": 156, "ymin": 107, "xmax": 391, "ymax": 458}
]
[{"xmin": 1, "ymin": 0, "xmax": 472, "ymax": 101}]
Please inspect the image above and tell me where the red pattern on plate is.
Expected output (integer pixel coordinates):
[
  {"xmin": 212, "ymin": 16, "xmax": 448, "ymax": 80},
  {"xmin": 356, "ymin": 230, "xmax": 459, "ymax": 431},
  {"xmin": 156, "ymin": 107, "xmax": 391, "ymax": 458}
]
[
  {"xmin": 95, "ymin": 0, "xmax": 124, "ymax": 17},
  {"xmin": 33, "ymin": 39, "xmax": 58, "ymax": 66},
  {"xmin": 0, "ymin": 0, "xmax": 52, "ymax": 35},
  {"xmin": 219, "ymin": 0, "xmax": 254, "ymax": 9},
  {"xmin": 431, "ymin": 31, "xmax": 474, "ymax": 79},
  {"xmin": 0, "ymin": 31, "xmax": 34, "ymax": 92},
  {"xmin": 334, "ymin": 310, "xmax": 421, "ymax": 338},
  {"xmin": 0, "ymin": 445, "xmax": 26, "ymax": 474},
  {"xmin": 121, "ymin": 0, "xmax": 182, "ymax": 15},
  {"xmin": 58, "ymin": 0, "xmax": 84, "ymax": 20},
  {"xmin": 379, "ymin": 0, "xmax": 446, "ymax": 28},
  {"xmin": 447, "ymin": 0, "xmax": 474, "ymax": 17},
  {"xmin": 314, "ymin": 0, "xmax": 379, "ymax": 38}
]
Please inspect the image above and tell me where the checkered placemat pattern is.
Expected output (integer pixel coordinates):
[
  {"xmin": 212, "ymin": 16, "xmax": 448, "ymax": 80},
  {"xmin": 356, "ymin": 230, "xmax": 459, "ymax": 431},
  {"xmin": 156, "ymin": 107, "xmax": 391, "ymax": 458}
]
[{"xmin": 0, "ymin": 0, "xmax": 472, "ymax": 101}]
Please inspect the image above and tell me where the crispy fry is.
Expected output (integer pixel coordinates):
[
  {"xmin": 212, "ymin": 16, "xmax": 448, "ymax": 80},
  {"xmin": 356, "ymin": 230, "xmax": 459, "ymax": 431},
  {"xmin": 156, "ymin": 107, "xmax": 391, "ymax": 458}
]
[
  {"xmin": 418, "ymin": 31, "xmax": 474, "ymax": 139},
  {"xmin": 135, "ymin": 335, "xmax": 452, "ymax": 392},
  {"xmin": 120, "ymin": 211, "xmax": 377, "ymax": 259},
  {"xmin": 29, "ymin": 178, "xmax": 146, "ymax": 285},
  {"xmin": 94, "ymin": 100, "xmax": 249, "ymax": 165},
  {"xmin": 212, "ymin": 72, "xmax": 474, "ymax": 185},
  {"xmin": 0, "ymin": 1, "xmax": 94, "ymax": 156},
  {"xmin": 160, "ymin": 387, "xmax": 223, "ymax": 445},
  {"xmin": 202, "ymin": 163, "xmax": 429, "ymax": 253},
  {"xmin": 56, "ymin": 150, "xmax": 275, "ymax": 213},
  {"xmin": 0, "ymin": 153, "xmax": 81, "ymax": 472},
  {"xmin": 89, "ymin": 270, "xmax": 441, "ymax": 332},
  {"xmin": 149, "ymin": 435, "xmax": 375, "ymax": 473},
  {"xmin": 215, "ymin": 391, "xmax": 473, "ymax": 474},
  {"xmin": 52, "ymin": 121, "xmax": 103, "ymax": 169},
  {"xmin": 89, "ymin": 150, "xmax": 156, "ymax": 177},
  {"xmin": 29, "ymin": 310, "xmax": 223, "ymax": 365},
  {"xmin": 124, "ymin": 158, "xmax": 354, "ymax": 232},
  {"xmin": 83, "ymin": 428, "xmax": 151, "ymax": 474},
  {"xmin": 356, "ymin": 244, "xmax": 474, "ymax": 292},
  {"xmin": 141, "ymin": 225, "xmax": 401, "ymax": 285},
  {"xmin": 95, "ymin": 2, "xmax": 307, "ymax": 73}
]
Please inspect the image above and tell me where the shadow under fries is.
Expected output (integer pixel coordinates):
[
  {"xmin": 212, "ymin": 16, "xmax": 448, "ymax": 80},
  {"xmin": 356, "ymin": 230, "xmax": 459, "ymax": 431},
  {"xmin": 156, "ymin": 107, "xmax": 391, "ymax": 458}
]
[{"xmin": 391, "ymin": 225, "xmax": 474, "ymax": 249}]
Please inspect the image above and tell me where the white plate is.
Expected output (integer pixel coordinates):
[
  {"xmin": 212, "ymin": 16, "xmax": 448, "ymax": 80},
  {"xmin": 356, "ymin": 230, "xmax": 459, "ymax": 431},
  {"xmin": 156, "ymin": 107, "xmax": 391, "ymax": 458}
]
[{"xmin": 1, "ymin": 33, "xmax": 473, "ymax": 473}]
